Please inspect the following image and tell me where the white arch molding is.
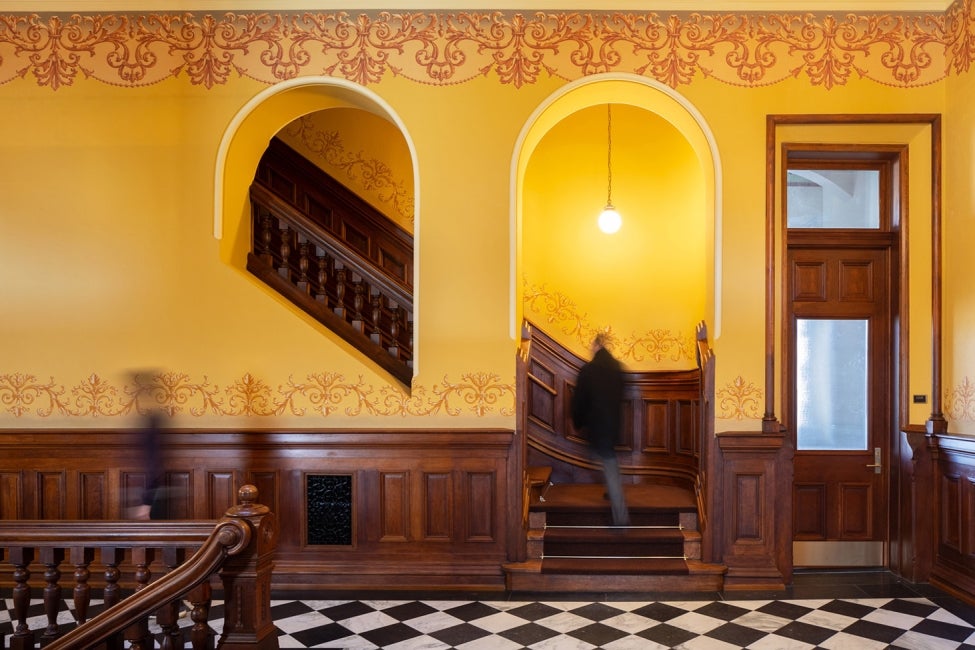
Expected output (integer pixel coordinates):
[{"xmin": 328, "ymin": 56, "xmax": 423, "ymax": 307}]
[
  {"xmin": 509, "ymin": 72, "xmax": 723, "ymax": 340},
  {"xmin": 212, "ymin": 76, "xmax": 420, "ymax": 240}
]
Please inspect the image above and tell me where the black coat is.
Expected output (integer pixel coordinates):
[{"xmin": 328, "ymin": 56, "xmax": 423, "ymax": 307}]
[{"xmin": 571, "ymin": 347, "xmax": 623, "ymax": 455}]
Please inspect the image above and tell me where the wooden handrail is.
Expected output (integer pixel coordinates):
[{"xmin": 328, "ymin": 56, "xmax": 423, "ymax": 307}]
[
  {"xmin": 44, "ymin": 519, "xmax": 250, "ymax": 650},
  {"xmin": 248, "ymin": 181, "xmax": 414, "ymax": 387},
  {"xmin": 694, "ymin": 320, "xmax": 715, "ymax": 535},
  {"xmin": 0, "ymin": 485, "xmax": 279, "ymax": 650},
  {"xmin": 251, "ymin": 182, "xmax": 412, "ymax": 306}
]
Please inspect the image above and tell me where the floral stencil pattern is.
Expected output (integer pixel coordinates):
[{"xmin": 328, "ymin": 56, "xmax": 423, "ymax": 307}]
[{"xmin": 0, "ymin": 7, "xmax": 967, "ymax": 90}]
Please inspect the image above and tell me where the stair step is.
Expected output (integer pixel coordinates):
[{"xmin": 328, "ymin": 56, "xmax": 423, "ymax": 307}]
[
  {"xmin": 541, "ymin": 557, "xmax": 689, "ymax": 575},
  {"xmin": 546, "ymin": 512, "xmax": 681, "ymax": 527},
  {"xmin": 543, "ymin": 526, "xmax": 686, "ymax": 558}
]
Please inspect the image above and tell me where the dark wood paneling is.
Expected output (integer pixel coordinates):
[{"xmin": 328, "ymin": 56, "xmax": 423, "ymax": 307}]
[
  {"xmin": 80, "ymin": 472, "xmax": 106, "ymax": 520},
  {"xmin": 39, "ymin": 471, "xmax": 65, "ymax": 520},
  {"xmin": 713, "ymin": 432, "xmax": 793, "ymax": 590},
  {"xmin": 423, "ymin": 473, "xmax": 452, "ymax": 540},
  {"xmin": 380, "ymin": 471, "xmax": 409, "ymax": 542},
  {"xmin": 839, "ymin": 483, "xmax": 872, "ymax": 539},
  {"xmin": 523, "ymin": 324, "xmax": 702, "ymax": 488},
  {"xmin": 0, "ymin": 429, "xmax": 517, "ymax": 591},
  {"xmin": 207, "ymin": 471, "xmax": 236, "ymax": 519},
  {"xmin": 794, "ymin": 483, "xmax": 826, "ymax": 539},
  {"xmin": 465, "ymin": 472, "xmax": 495, "ymax": 542},
  {"xmin": 0, "ymin": 472, "xmax": 22, "ymax": 519},
  {"xmin": 904, "ymin": 428, "xmax": 975, "ymax": 606},
  {"xmin": 733, "ymin": 472, "xmax": 762, "ymax": 540}
]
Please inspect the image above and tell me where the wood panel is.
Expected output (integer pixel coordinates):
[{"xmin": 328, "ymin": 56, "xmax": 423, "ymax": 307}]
[
  {"xmin": 0, "ymin": 472, "xmax": 22, "ymax": 519},
  {"xmin": 712, "ymin": 432, "xmax": 793, "ymax": 590},
  {"xmin": 465, "ymin": 472, "xmax": 495, "ymax": 542},
  {"xmin": 839, "ymin": 483, "xmax": 872, "ymax": 539},
  {"xmin": 904, "ymin": 428, "xmax": 975, "ymax": 606},
  {"xmin": 422, "ymin": 473, "xmax": 452, "ymax": 540},
  {"xmin": 79, "ymin": 472, "xmax": 106, "ymax": 520},
  {"xmin": 793, "ymin": 483, "xmax": 826, "ymax": 539},
  {"xmin": 0, "ymin": 428, "xmax": 516, "ymax": 592},
  {"xmin": 379, "ymin": 471, "xmax": 409, "ymax": 542},
  {"xmin": 38, "ymin": 471, "xmax": 65, "ymax": 520},
  {"xmin": 207, "ymin": 471, "xmax": 237, "ymax": 519},
  {"xmin": 523, "ymin": 324, "xmax": 702, "ymax": 489}
]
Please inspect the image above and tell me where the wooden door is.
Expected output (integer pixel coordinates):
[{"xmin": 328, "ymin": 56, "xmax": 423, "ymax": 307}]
[{"xmin": 788, "ymin": 239, "xmax": 893, "ymax": 566}]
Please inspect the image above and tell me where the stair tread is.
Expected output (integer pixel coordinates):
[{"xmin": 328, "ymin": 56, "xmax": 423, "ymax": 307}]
[
  {"xmin": 544, "ymin": 527, "xmax": 685, "ymax": 542},
  {"xmin": 541, "ymin": 557, "xmax": 689, "ymax": 575},
  {"xmin": 533, "ymin": 483, "xmax": 696, "ymax": 513}
]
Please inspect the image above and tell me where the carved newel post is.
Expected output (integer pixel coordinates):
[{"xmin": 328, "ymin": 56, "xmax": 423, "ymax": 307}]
[{"xmin": 217, "ymin": 485, "xmax": 279, "ymax": 650}]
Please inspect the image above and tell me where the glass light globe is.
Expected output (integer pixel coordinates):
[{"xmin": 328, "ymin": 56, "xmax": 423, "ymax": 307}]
[{"xmin": 598, "ymin": 206, "xmax": 622, "ymax": 234}]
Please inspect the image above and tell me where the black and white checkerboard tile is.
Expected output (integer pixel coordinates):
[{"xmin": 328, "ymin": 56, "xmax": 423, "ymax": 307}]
[
  {"xmin": 256, "ymin": 596, "xmax": 975, "ymax": 649},
  {"xmin": 3, "ymin": 595, "xmax": 974, "ymax": 648}
]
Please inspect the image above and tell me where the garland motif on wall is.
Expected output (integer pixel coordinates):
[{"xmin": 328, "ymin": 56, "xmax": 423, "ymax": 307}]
[
  {"xmin": 284, "ymin": 116, "xmax": 414, "ymax": 226},
  {"xmin": 522, "ymin": 282, "xmax": 695, "ymax": 365},
  {"xmin": 946, "ymin": 376, "xmax": 975, "ymax": 422},
  {"xmin": 0, "ymin": 371, "xmax": 515, "ymax": 419},
  {"xmin": 0, "ymin": 7, "xmax": 968, "ymax": 90},
  {"xmin": 716, "ymin": 375, "xmax": 764, "ymax": 420}
]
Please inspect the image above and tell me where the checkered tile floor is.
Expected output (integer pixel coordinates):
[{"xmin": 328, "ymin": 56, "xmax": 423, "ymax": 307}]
[
  {"xmin": 260, "ymin": 596, "xmax": 975, "ymax": 649},
  {"xmin": 4, "ymin": 572, "xmax": 975, "ymax": 649}
]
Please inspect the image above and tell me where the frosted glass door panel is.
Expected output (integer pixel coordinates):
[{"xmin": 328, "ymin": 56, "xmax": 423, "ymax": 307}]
[{"xmin": 796, "ymin": 319, "xmax": 868, "ymax": 451}]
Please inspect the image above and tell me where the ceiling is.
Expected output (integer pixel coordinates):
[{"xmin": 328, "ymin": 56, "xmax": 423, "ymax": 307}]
[{"xmin": 10, "ymin": 1, "xmax": 955, "ymax": 12}]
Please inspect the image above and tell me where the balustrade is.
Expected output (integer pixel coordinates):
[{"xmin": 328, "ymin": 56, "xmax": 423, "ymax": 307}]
[
  {"xmin": 0, "ymin": 485, "xmax": 277, "ymax": 650},
  {"xmin": 246, "ymin": 137, "xmax": 414, "ymax": 387}
]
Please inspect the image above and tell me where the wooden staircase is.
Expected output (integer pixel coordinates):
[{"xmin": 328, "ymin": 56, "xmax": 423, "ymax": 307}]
[{"xmin": 504, "ymin": 480, "xmax": 726, "ymax": 592}]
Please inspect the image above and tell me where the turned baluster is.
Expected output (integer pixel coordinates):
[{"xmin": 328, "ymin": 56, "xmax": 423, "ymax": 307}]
[
  {"xmin": 40, "ymin": 547, "xmax": 65, "ymax": 643},
  {"xmin": 277, "ymin": 222, "xmax": 292, "ymax": 280},
  {"xmin": 334, "ymin": 266, "xmax": 347, "ymax": 317},
  {"xmin": 187, "ymin": 582, "xmax": 215, "ymax": 650},
  {"xmin": 124, "ymin": 547, "xmax": 154, "ymax": 650},
  {"xmin": 8, "ymin": 547, "xmax": 34, "ymax": 650},
  {"xmin": 296, "ymin": 236, "xmax": 311, "ymax": 294},
  {"xmin": 370, "ymin": 293, "xmax": 382, "ymax": 344},
  {"xmin": 406, "ymin": 317, "xmax": 415, "ymax": 364},
  {"xmin": 156, "ymin": 547, "xmax": 185, "ymax": 650},
  {"xmin": 351, "ymin": 278, "xmax": 366, "ymax": 333},
  {"xmin": 101, "ymin": 546, "xmax": 125, "ymax": 650},
  {"xmin": 70, "ymin": 547, "xmax": 94, "ymax": 624},
  {"xmin": 389, "ymin": 305, "xmax": 402, "ymax": 358},
  {"xmin": 315, "ymin": 249, "xmax": 330, "ymax": 305},
  {"xmin": 256, "ymin": 210, "xmax": 274, "ymax": 265}
]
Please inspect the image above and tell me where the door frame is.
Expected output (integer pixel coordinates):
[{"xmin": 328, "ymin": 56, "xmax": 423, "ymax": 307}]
[{"xmin": 764, "ymin": 114, "xmax": 945, "ymax": 576}]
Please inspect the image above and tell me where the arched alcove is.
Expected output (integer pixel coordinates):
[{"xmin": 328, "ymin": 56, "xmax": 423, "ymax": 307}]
[
  {"xmin": 512, "ymin": 74, "xmax": 721, "ymax": 368},
  {"xmin": 212, "ymin": 77, "xmax": 421, "ymax": 376}
]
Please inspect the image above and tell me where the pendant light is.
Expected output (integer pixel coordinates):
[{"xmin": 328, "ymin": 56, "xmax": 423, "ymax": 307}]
[{"xmin": 597, "ymin": 103, "xmax": 622, "ymax": 234}]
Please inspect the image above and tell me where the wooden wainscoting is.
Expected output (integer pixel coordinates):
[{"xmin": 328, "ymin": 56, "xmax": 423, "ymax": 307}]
[
  {"xmin": 904, "ymin": 428, "xmax": 975, "ymax": 605},
  {"xmin": 0, "ymin": 428, "xmax": 519, "ymax": 592}
]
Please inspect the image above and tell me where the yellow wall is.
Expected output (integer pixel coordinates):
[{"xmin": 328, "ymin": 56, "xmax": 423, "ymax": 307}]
[
  {"xmin": 945, "ymin": 63, "xmax": 975, "ymax": 428},
  {"xmin": 277, "ymin": 108, "xmax": 415, "ymax": 233},
  {"xmin": 0, "ymin": 7, "xmax": 971, "ymax": 434},
  {"xmin": 523, "ymin": 102, "xmax": 707, "ymax": 370}
]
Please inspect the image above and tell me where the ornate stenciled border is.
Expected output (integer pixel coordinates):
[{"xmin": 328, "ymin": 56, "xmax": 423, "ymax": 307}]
[
  {"xmin": 523, "ymin": 281, "xmax": 696, "ymax": 366},
  {"xmin": 0, "ymin": 5, "xmax": 971, "ymax": 90},
  {"xmin": 283, "ymin": 116, "xmax": 414, "ymax": 227},
  {"xmin": 946, "ymin": 376, "xmax": 975, "ymax": 422},
  {"xmin": 0, "ymin": 371, "xmax": 515, "ymax": 419},
  {"xmin": 717, "ymin": 375, "xmax": 764, "ymax": 420}
]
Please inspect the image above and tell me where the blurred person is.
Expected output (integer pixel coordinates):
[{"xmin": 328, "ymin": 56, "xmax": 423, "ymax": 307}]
[
  {"xmin": 129, "ymin": 410, "xmax": 169, "ymax": 520},
  {"xmin": 571, "ymin": 332, "xmax": 630, "ymax": 527}
]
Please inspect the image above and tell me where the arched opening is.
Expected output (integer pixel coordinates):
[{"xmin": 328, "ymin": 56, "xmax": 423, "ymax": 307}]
[
  {"xmin": 513, "ymin": 73, "xmax": 721, "ymax": 364},
  {"xmin": 213, "ymin": 78, "xmax": 419, "ymax": 383}
]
